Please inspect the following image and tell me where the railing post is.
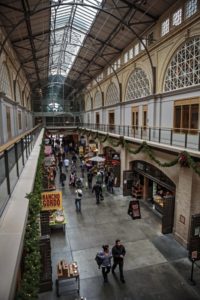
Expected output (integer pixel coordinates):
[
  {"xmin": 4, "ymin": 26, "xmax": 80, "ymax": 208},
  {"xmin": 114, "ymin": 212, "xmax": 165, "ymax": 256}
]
[
  {"xmin": 170, "ymin": 129, "xmax": 173, "ymax": 146},
  {"xmin": 185, "ymin": 132, "xmax": 188, "ymax": 148},
  {"xmin": 198, "ymin": 132, "xmax": 200, "ymax": 151},
  {"xmin": 149, "ymin": 127, "xmax": 151, "ymax": 141},
  {"xmin": 21, "ymin": 138, "xmax": 24, "ymax": 166},
  {"xmin": 123, "ymin": 125, "xmax": 125, "ymax": 136},
  {"xmin": 4, "ymin": 150, "xmax": 11, "ymax": 196},
  {"xmin": 128, "ymin": 126, "xmax": 129, "ymax": 137},
  {"xmin": 15, "ymin": 143, "xmax": 19, "ymax": 177},
  {"xmin": 25, "ymin": 136, "xmax": 28, "ymax": 158},
  {"xmin": 158, "ymin": 128, "xmax": 161, "ymax": 143},
  {"xmin": 141, "ymin": 127, "xmax": 143, "ymax": 140}
]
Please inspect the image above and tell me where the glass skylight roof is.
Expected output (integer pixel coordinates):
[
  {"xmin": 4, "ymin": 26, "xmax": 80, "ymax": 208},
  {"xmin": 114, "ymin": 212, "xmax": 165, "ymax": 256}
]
[{"xmin": 49, "ymin": 0, "xmax": 103, "ymax": 76}]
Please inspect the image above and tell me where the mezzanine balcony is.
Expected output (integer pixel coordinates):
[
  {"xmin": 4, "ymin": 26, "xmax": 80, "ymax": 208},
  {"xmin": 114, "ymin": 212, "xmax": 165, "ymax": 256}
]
[{"xmin": 45, "ymin": 121, "xmax": 200, "ymax": 152}]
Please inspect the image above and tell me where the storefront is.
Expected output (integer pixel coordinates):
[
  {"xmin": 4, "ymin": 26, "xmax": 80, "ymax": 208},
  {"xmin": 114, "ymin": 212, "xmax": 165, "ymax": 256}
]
[
  {"xmin": 123, "ymin": 160, "xmax": 176, "ymax": 234},
  {"xmin": 103, "ymin": 146, "xmax": 121, "ymax": 187}
]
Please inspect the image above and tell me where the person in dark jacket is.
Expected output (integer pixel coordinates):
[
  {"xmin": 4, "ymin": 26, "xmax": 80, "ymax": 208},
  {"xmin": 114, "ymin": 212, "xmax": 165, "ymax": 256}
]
[
  {"xmin": 87, "ymin": 171, "xmax": 93, "ymax": 189},
  {"xmin": 60, "ymin": 172, "xmax": 66, "ymax": 187},
  {"xmin": 112, "ymin": 239, "xmax": 126, "ymax": 283},
  {"xmin": 92, "ymin": 182, "xmax": 102, "ymax": 204}
]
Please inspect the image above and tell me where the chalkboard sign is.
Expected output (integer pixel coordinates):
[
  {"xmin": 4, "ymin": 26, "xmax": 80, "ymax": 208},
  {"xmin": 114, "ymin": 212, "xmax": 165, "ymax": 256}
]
[{"xmin": 128, "ymin": 200, "xmax": 141, "ymax": 220}]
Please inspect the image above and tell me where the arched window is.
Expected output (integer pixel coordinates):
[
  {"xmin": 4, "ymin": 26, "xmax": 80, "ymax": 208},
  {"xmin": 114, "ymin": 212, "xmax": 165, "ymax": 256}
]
[
  {"xmin": 105, "ymin": 83, "xmax": 119, "ymax": 106},
  {"xmin": 0, "ymin": 63, "xmax": 12, "ymax": 99},
  {"xmin": 164, "ymin": 37, "xmax": 200, "ymax": 91},
  {"xmin": 16, "ymin": 82, "xmax": 21, "ymax": 105},
  {"xmin": 85, "ymin": 96, "xmax": 92, "ymax": 111},
  {"xmin": 126, "ymin": 68, "xmax": 150, "ymax": 101},
  {"xmin": 94, "ymin": 91, "xmax": 102, "ymax": 108}
]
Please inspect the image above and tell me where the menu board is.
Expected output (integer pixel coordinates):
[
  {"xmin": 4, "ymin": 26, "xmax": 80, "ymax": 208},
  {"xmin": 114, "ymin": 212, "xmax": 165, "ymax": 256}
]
[{"xmin": 128, "ymin": 200, "xmax": 141, "ymax": 219}]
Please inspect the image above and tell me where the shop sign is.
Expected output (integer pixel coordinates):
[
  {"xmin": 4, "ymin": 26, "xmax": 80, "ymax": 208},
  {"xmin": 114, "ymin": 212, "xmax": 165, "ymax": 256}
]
[
  {"xmin": 192, "ymin": 251, "xmax": 198, "ymax": 259},
  {"xmin": 179, "ymin": 214, "xmax": 185, "ymax": 224},
  {"xmin": 41, "ymin": 191, "xmax": 62, "ymax": 211}
]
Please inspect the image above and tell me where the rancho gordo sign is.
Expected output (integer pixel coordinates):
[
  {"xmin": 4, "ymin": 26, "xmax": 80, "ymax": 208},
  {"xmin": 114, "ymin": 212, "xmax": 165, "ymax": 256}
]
[{"xmin": 41, "ymin": 191, "xmax": 62, "ymax": 211}]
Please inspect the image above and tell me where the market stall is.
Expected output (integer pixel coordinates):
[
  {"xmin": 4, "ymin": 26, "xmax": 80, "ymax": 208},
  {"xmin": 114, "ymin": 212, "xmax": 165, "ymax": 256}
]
[
  {"xmin": 41, "ymin": 191, "xmax": 67, "ymax": 233},
  {"xmin": 56, "ymin": 260, "xmax": 80, "ymax": 297},
  {"xmin": 49, "ymin": 210, "xmax": 67, "ymax": 233}
]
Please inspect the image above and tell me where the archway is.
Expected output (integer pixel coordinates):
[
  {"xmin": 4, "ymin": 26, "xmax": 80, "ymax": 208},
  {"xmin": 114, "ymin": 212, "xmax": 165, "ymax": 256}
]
[
  {"xmin": 123, "ymin": 160, "xmax": 176, "ymax": 234},
  {"xmin": 103, "ymin": 146, "xmax": 121, "ymax": 187}
]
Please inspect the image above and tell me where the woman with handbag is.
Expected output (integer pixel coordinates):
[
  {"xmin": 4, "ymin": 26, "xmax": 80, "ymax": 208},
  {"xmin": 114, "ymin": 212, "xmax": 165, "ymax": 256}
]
[{"xmin": 97, "ymin": 245, "xmax": 112, "ymax": 283}]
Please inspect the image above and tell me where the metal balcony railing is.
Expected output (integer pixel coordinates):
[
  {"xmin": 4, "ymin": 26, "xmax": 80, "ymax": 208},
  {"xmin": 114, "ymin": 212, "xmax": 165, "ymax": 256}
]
[
  {"xmin": 45, "ymin": 120, "xmax": 200, "ymax": 152},
  {"xmin": 0, "ymin": 125, "xmax": 42, "ymax": 216}
]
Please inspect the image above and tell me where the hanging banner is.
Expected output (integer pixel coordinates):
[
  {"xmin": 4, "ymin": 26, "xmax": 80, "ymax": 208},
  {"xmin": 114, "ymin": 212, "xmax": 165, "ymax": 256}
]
[{"xmin": 41, "ymin": 191, "xmax": 62, "ymax": 211}]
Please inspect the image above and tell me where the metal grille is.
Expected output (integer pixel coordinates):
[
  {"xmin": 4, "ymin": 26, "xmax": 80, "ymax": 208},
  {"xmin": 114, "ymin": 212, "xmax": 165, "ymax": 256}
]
[
  {"xmin": 161, "ymin": 18, "xmax": 169, "ymax": 36},
  {"xmin": 126, "ymin": 68, "xmax": 151, "ymax": 101},
  {"xmin": 172, "ymin": 8, "xmax": 182, "ymax": 26},
  {"xmin": 94, "ymin": 91, "xmax": 102, "ymax": 108},
  {"xmin": 185, "ymin": 0, "xmax": 198, "ymax": 19},
  {"xmin": 164, "ymin": 37, "xmax": 200, "ymax": 91},
  {"xmin": 105, "ymin": 83, "xmax": 119, "ymax": 106}
]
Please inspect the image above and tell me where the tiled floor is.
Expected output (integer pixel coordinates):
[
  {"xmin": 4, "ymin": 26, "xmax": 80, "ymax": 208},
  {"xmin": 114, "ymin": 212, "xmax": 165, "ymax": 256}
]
[{"xmin": 39, "ymin": 172, "xmax": 200, "ymax": 300}]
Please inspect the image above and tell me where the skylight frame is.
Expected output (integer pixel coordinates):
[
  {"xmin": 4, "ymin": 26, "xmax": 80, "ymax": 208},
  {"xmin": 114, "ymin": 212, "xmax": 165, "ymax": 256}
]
[{"xmin": 49, "ymin": 0, "xmax": 103, "ymax": 77}]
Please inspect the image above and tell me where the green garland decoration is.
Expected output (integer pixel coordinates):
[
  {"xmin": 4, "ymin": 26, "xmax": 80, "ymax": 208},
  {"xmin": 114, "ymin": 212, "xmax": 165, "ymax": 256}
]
[
  {"xmin": 16, "ymin": 144, "xmax": 44, "ymax": 299},
  {"xmin": 91, "ymin": 131, "xmax": 98, "ymax": 140},
  {"xmin": 180, "ymin": 151, "xmax": 200, "ymax": 176},
  {"xmin": 98, "ymin": 134, "xmax": 109, "ymax": 143},
  {"xmin": 79, "ymin": 128, "xmax": 200, "ymax": 176},
  {"xmin": 85, "ymin": 131, "xmax": 92, "ymax": 137},
  {"xmin": 123, "ymin": 139, "xmax": 145, "ymax": 154},
  {"xmin": 142, "ymin": 142, "xmax": 179, "ymax": 167},
  {"xmin": 124, "ymin": 140, "xmax": 179, "ymax": 167},
  {"xmin": 108, "ymin": 135, "xmax": 124, "ymax": 147}
]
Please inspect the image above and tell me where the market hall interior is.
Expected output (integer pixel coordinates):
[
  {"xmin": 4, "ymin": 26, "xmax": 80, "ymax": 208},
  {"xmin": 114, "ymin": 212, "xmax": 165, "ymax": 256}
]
[
  {"xmin": 37, "ymin": 142, "xmax": 200, "ymax": 300},
  {"xmin": 1, "ymin": 0, "xmax": 200, "ymax": 299}
]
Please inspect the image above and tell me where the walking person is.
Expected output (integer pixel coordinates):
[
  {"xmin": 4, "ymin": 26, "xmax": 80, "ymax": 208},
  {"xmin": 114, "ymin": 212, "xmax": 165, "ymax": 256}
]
[
  {"xmin": 80, "ymin": 160, "xmax": 85, "ymax": 178},
  {"xmin": 108, "ymin": 173, "xmax": 114, "ymax": 193},
  {"xmin": 60, "ymin": 171, "xmax": 66, "ymax": 187},
  {"xmin": 75, "ymin": 188, "xmax": 83, "ymax": 213},
  {"xmin": 97, "ymin": 245, "xmax": 112, "ymax": 283},
  {"xmin": 58, "ymin": 159, "xmax": 63, "ymax": 173},
  {"xmin": 92, "ymin": 182, "xmax": 102, "ymax": 204},
  {"xmin": 87, "ymin": 171, "xmax": 93, "ymax": 189},
  {"xmin": 112, "ymin": 239, "xmax": 126, "ymax": 283},
  {"xmin": 64, "ymin": 157, "xmax": 69, "ymax": 172}
]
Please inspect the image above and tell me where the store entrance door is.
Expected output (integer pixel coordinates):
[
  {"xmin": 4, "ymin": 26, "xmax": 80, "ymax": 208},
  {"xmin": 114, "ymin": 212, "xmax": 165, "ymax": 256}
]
[{"xmin": 123, "ymin": 171, "xmax": 138, "ymax": 196}]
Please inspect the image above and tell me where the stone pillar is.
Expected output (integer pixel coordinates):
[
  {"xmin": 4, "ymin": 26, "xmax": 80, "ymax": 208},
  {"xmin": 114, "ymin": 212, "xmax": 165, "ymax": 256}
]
[
  {"xmin": 97, "ymin": 140, "xmax": 101, "ymax": 154},
  {"xmin": 13, "ymin": 102, "xmax": 18, "ymax": 137},
  {"xmin": 0, "ymin": 97, "xmax": 4, "ymax": 145},
  {"xmin": 174, "ymin": 167, "xmax": 193, "ymax": 247},
  {"xmin": 143, "ymin": 177, "xmax": 149, "ymax": 201},
  {"xmin": 120, "ymin": 146, "xmax": 127, "ymax": 188}
]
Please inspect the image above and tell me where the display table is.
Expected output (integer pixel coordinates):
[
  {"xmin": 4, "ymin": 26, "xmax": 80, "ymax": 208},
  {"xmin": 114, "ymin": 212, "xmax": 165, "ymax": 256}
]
[
  {"xmin": 49, "ymin": 210, "xmax": 67, "ymax": 232},
  {"xmin": 56, "ymin": 260, "xmax": 80, "ymax": 297}
]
